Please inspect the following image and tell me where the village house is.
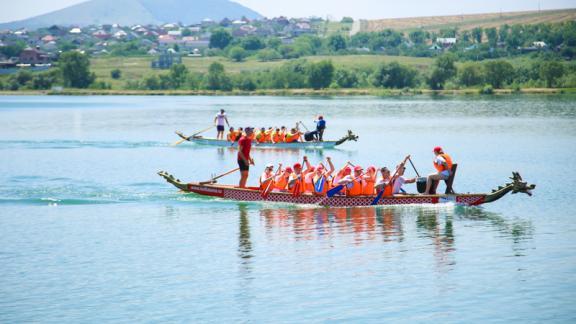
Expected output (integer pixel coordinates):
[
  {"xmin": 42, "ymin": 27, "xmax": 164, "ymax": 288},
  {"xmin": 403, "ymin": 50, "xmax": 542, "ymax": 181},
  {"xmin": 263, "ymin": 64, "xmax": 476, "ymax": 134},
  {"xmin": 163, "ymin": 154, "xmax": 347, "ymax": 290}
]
[
  {"xmin": 19, "ymin": 47, "xmax": 51, "ymax": 65},
  {"xmin": 436, "ymin": 37, "xmax": 457, "ymax": 48}
]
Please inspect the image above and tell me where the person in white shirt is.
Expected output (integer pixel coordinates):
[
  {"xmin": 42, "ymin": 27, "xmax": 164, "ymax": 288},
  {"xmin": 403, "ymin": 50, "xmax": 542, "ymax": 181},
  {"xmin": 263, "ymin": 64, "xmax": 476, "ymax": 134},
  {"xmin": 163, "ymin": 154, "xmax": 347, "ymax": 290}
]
[
  {"xmin": 214, "ymin": 109, "xmax": 230, "ymax": 140},
  {"xmin": 392, "ymin": 164, "xmax": 416, "ymax": 194}
]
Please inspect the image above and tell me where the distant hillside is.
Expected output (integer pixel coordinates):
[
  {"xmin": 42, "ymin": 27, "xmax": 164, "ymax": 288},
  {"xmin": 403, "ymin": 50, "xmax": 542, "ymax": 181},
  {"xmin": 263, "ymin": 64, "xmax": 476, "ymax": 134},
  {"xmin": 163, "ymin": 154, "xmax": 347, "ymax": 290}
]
[
  {"xmin": 0, "ymin": 0, "xmax": 263, "ymax": 29},
  {"xmin": 360, "ymin": 8, "xmax": 576, "ymax": 33}
]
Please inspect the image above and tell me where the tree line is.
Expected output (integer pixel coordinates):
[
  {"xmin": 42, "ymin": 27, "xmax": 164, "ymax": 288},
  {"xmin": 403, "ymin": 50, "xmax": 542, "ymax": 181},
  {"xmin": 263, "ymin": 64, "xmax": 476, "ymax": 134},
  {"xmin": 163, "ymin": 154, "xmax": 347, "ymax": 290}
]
[
  {"xmin": 1, "ymin": 51, "xmax": 573, "ymax": 92},
  {"xmin": 123, "ymin": 55, "xmax": 574, "ymax": 92}
]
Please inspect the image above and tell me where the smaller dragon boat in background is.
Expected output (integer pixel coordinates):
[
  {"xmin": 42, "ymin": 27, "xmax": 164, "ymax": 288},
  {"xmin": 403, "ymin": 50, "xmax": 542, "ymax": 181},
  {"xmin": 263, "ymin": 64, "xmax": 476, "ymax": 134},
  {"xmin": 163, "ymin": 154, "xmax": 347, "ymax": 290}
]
[
  {"xmin": 158, "ymin": 171, "xmax": 535, "ymax": 207},
  {"xmin": 174, "ymin": 130, "xmax": 358, "ymax": 149}
]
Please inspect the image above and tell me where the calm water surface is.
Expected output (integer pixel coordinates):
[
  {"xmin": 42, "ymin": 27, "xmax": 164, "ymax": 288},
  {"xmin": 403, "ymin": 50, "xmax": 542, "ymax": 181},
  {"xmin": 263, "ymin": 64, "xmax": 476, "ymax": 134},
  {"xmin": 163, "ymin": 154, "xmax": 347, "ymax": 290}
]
[{"xmin": 1, "ymin": 95, "xmax": 575, "ymax": 322}]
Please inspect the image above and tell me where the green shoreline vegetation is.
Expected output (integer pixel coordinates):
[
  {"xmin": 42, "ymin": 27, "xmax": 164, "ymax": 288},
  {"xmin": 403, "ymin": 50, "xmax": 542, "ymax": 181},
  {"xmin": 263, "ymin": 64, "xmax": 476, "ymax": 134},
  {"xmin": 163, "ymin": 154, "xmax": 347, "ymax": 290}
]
[{"xmin": 1, "ymin": 19, "xmax": 575, "ymax": 95}]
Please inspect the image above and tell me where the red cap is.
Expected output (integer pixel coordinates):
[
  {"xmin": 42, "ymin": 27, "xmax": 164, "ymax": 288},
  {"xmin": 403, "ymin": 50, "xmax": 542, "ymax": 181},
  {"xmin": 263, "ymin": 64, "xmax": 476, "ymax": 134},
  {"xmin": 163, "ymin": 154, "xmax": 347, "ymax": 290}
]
[
  {"xmin": 293, "ymin": 163, "xmax": 302, "ymax": 169},
  {"xmin": 367, "ymin": 166, "xmax": 376, "ymax": 172},
  {"xmin": 284, "ymin": 167, "xmax": 293, "ymax": 173},
  {"xmin": 317, "ymin": 164, "xmax": 325, "ymax": 170},
  {"xmin": 343, "ymin": 168, "xmax": 351, "ymax": 175},
  {"xmin": 354, "ymin": 165, "xmax": 363, "ymax": 172},
  {"xmin": 309, "ymin": 166, "xmax": 316, "ymax": 172},
  {"xmin": 433, "ymin": 146, "xmax": 443, "ymax": 153}
]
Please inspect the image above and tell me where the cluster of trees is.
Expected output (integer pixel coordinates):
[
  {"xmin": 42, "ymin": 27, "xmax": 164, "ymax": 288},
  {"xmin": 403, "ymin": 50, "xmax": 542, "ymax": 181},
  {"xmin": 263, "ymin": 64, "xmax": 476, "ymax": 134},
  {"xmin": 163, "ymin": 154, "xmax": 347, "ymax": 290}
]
[
  {"xmin": 0, "ymin": 52, "xmax": 107, "ymax": 91},
  {"xmin": 202, "ymin": 21, "xmax": 576, "ymax": 63},
  {"xmin": 121, "ymin": 56, "xmax": 573, "ymax": 92}
]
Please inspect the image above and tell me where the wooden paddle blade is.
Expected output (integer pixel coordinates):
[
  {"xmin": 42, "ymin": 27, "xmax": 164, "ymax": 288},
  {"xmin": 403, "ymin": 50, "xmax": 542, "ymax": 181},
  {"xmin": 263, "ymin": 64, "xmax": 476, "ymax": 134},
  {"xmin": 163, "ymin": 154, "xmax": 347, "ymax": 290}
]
[
  {"xmin": 171, "ymin": 138, "xmax": 188, "ymax": 146},
  {"xmin": 327, "ymin": 184, "xmax": 343, "ymax": 197},
  {"xmin": 370, "ymin": 190, "xmax": 384, "ymax": 205}
]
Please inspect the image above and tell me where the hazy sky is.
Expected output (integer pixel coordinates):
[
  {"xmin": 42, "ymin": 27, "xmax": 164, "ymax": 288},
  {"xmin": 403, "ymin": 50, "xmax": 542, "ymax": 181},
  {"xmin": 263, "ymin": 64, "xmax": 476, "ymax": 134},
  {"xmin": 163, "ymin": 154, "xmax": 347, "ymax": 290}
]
[{"xmin": 0, "ymin": 0, "xmax": 574, "ymax": 23}]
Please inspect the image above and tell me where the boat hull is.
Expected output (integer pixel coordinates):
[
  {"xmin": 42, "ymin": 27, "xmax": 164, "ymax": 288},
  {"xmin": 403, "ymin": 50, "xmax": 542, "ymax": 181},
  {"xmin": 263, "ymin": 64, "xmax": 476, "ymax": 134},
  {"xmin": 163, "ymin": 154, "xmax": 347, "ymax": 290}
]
[
  {"xmin": 185, "ymin": 183, "xmax": 487, "ymax": 207},
  {"xmin": 189, "ymin": 137, "xmax": 338, "ymax": 149}
]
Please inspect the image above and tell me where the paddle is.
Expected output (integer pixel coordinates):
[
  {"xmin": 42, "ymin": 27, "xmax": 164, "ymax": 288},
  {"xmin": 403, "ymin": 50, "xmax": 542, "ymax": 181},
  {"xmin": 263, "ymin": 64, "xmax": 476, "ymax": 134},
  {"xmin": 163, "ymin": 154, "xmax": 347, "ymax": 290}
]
[
  {"xmin": 298, "ymin": 121, "xmax": 310, "ymax": 132},
  {"xmin": 408, "ymin": 157, "xmax": 421, "ymax": 177},
  {"xmin": 172, "ymin": 125, "xmax": 215, "ymax": 146},
  {"xmin": 199, "ymin": 167, "xmax": 240, "ymax": 185},
  {"xmin": 327, "ymin": 171, "xmax": 366, "ymax": 198}
]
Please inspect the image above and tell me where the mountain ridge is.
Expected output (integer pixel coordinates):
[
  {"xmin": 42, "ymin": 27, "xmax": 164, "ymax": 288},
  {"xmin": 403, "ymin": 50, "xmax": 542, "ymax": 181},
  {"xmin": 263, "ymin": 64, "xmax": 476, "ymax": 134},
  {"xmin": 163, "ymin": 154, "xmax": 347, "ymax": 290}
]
[{"xmin": 0, "ymin": 0, "xmax": 263, "ymax": 29}]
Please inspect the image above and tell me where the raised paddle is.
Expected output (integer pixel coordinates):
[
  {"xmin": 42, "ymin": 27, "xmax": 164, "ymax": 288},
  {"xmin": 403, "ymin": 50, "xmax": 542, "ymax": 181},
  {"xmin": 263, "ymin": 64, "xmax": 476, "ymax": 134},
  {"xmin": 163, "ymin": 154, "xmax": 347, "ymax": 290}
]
[
  {"xmin": 171, "ymin": 125, "xmax": 215, "ymax": 146},
  {"xmin": 199, "ymin": 167, "xmax": 240, "ymax": 185},
  {"xmin": 408, "ymin": 157, "xmax": 421, "ymax": 177}
]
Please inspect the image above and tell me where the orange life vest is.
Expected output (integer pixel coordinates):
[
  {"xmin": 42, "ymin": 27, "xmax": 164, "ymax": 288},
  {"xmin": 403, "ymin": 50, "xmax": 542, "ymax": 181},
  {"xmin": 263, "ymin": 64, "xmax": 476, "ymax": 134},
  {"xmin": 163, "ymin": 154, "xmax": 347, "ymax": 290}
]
[
  {"xmin": 255, "ymin": 132, "xmax": 267, "ymax": 143},
  {"xmin": 289, "ymin": 173, "xmax": 304, "ymax": 193},
  {"xmin": 347, "ymin": 178, "xmax": 363, "ymax": 196},
  {"xmin": 303, "ymin": 172, "xmax": 315, "ymax": 193},
  {"xmin": 227, "ymin": 131, "xmax": 237, "ymax": 142},
  {"xmin": 280, "ymin": 131, "xmax": 286, "ymax": 142},
  {"xmin": 362, "ymin": 175, "xmax": 376, "ymax": 196},
  {"xmin": 285, "ymin": 132, "xmax": 300, "ymax": 143},
  {"xmin": 274, "ymin": 174, "xmax": 289, "ymax": 190},
  {"xmin": 434, "ymin": 153, "xmax": 453, "ymax": 173},
  {"xmin": 260, "ymin": 172, "xmax": 274, "ymax": 190},
  {"xmin": 272, "ymin": 131, "xmax": 281, "ymax": 143}
]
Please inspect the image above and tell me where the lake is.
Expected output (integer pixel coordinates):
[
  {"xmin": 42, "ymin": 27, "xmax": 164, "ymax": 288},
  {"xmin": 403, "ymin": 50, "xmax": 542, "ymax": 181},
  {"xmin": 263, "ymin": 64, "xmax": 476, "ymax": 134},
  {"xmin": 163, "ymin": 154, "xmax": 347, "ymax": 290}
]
[{"xmin": 1, "ymin": 95, "xmax": 575, "ymax": 322}]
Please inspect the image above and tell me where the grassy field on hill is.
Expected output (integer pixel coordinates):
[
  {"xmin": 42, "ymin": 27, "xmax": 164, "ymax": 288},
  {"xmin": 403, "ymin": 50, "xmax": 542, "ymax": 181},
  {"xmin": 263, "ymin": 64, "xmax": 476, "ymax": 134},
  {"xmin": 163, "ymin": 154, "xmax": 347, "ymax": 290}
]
[
  {"xmin": 91, "ymin": 55, "xmax": 435, "ymax": 88},
  {"xmin": 362, "ymin": 8, "xmax": 576, "ymax": 32}
]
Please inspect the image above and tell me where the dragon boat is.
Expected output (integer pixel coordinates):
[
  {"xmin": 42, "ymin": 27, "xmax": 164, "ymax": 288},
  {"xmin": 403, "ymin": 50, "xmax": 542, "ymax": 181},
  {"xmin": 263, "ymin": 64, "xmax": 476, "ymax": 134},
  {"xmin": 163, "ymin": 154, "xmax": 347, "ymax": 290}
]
[
  {"xmin": 158, "ymin": 171, "xmax": 535, "ymax": 207},
  {"xmin": 174, "ymin": 130, "xmax": 358, "ymax": 149}
]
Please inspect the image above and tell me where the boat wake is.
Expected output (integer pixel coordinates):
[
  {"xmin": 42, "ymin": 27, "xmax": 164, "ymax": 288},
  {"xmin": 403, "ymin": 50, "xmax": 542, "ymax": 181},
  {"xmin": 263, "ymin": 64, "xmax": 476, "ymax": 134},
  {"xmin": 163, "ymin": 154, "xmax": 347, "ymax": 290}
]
[{"xmin": 0, "ymin": 140, "xmax": 167, "ymax": 150}]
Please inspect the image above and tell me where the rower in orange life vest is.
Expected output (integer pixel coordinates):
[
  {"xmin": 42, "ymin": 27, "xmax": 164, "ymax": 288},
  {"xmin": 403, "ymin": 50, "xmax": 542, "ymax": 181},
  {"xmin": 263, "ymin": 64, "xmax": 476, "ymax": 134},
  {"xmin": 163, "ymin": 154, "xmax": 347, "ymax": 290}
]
[
  {"xmin": 287, "ymin": 157, "xmax": 311, "ymax": 193},
  {"xmin": 285, "ymin": 128, "xmax": 302, "ymax": 143},
  {"xmin": 362, "ymin": 166, "xmax": 377, "ymax": 195},
  {"xmin": 423, "ymin": 146, "xmax": 453, "ymax": 194},
  {"xmin": 337, "ymin": 165, "xmax": 364, "ymax": 196},
  {"xmin": 226, "ymin": 127, "xmax": 238, "ymax": 142},
  {"xmin": 310, "ymin": 157, "xmax": 335, "ymax": 195},
  {"xmin": 255, "ymin": 128, "xmax": 267, "ymax": 143},
  {"xmin": 259, "ymin": 163, "xmax": 276, "ymax": 190},
  {"xmin": 271, "ymin": 128, "xmax": 281, "ymax": 143},
  {"xmin": 279, "ymin": 126, "xmax": 287, "ymax": 142},
  {"xmin": 273, "ymin": 166, "xmax": 292, "ymax": 191}
]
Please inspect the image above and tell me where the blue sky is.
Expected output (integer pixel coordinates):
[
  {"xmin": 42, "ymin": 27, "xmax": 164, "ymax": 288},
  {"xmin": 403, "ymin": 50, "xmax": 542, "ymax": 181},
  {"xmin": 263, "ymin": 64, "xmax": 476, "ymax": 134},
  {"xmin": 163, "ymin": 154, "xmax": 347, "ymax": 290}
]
[{"xmin": 0, "ymin": 0, "xmax": 574, "ymax": 23}]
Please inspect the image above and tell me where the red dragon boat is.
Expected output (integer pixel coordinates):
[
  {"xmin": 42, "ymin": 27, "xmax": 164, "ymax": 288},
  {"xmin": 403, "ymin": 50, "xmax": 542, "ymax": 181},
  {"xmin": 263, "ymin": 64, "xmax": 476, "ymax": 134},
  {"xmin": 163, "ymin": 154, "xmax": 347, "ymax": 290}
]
[{"xmin": 158, "ymin": 171, "xmax": 535, "ymax": 207}]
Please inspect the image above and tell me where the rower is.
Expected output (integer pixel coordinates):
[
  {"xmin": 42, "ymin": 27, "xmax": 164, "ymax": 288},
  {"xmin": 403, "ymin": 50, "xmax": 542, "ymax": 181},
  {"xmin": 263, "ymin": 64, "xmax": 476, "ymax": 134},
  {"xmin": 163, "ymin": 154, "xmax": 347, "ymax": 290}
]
[
  {"xmin": 255, "ymin": 128, "xmax": 267, "ymax": 143},
  {"xmin": 259, "ymin": 163, "xmax": 275, "ymax": 190},
  {"xmin": 392, "ymin": 163, "xmax": 416, "ymax": 194},
  {"xmin": 312, "ymin": 157, "xmax": 335, "ymax": 196},
  {"xmin": 285, "ymin": 128, "xmax": 301, "ymax": 143},
  {"xmin": 424, "ymin": 146, "xmax": 454, "ymax": 194},
  {"xmin": 338, "ymin": 165, "xmax": 363, "ymax": 196},
  {"xmin": 375, "ymin": 167, "xmax": 391, "ymax": 192},
  {"xmin": 226, "ymin": 127, "xmax": 237, "ymax": 142},
  {"xmin": 273, "ymin": 167, "xmax": 292, "ymax": 191},
  {"xmin": 271, "ymin": 128, "xmax": 281, "ymax": 143},
  {"xmin": 362, "ymin": 166, "xmax": 377, "ymax": 195}
]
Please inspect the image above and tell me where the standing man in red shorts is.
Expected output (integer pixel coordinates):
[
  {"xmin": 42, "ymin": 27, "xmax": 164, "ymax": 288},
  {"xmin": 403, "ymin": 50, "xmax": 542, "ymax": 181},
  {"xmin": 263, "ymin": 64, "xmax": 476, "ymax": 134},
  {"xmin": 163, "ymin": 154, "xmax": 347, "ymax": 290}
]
[{"xmin": 238, "ymin": 127, "xmax": 255, "ymax": 188}]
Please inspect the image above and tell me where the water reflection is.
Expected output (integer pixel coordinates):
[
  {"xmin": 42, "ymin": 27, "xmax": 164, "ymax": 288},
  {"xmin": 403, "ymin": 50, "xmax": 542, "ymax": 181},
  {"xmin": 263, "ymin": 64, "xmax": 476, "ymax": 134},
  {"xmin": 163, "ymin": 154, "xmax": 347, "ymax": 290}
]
[{"xmin": 256, "ymin": 205, "xmax": 533, "ymax": 264}]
